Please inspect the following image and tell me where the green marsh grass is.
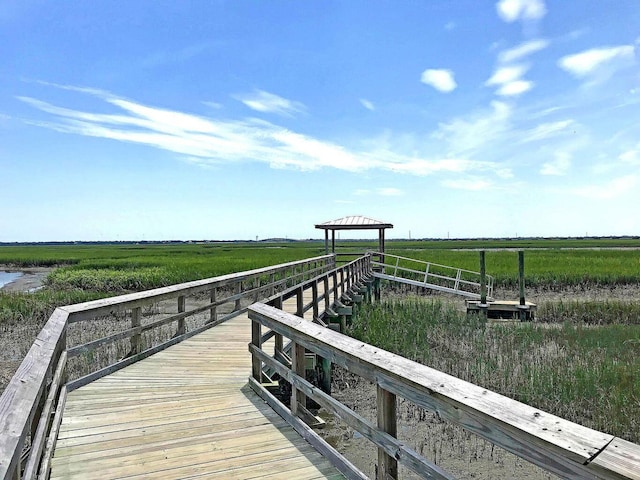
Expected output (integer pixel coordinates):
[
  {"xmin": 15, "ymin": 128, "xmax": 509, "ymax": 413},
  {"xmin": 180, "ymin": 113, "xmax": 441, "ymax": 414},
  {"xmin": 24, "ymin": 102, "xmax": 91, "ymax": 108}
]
[{"xmin": 349, "ymin": 296, "xmax": 640, "ymax": 443}]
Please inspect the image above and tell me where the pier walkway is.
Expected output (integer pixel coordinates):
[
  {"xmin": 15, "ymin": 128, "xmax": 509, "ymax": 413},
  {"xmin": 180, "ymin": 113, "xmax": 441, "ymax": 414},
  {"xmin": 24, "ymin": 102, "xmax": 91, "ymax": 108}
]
[{"xmin": 50, "ymin": 288, "xmax": 343, "ymax": 479}]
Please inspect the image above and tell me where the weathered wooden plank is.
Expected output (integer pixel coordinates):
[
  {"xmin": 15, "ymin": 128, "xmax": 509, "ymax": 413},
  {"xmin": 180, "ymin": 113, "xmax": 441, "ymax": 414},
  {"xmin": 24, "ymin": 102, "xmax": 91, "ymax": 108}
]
[
  {"xmin": 37, "ymin": 386, "xmax": 67, "ymax": 480},
  {"xmin": 0, "ymin": 308, "xmax": 68, "ymax": 480},
  {"xmin": 22, "ymin": 351, "xmax": 67, "ymax": 480},
  {"xmin": 248, "ymin": 303, "xmax": 622, "ymax": 480},
  {"xmin": 249, "ymin": 377, "xmax": 368, "ymax": 480},
  {"xmin": 588, "ymin": 438, "xmax": 640, "ymax": 480},
  {"xmin": 249, "ymin": 345, "xmax": 453, "ymax": 480}
]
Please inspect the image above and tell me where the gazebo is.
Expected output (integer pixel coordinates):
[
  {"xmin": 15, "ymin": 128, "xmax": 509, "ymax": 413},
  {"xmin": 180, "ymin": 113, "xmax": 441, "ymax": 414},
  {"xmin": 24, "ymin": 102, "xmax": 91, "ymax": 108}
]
[{"xmin": 315, "ymin": 215, "xmax": 393, "ymax": 254}]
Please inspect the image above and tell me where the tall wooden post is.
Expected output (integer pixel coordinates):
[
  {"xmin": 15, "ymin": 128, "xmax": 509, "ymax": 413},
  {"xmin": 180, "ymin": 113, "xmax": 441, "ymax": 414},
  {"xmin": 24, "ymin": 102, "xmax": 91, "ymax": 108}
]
[
  {"xmin": 518, "ymin": 250, "xmax": 526, "ymax": 321},
  {"xmin": 324, "ymin": 229, "xmax": 329, "ymax": 254},
  {"xmin": 377, "ymin": 386, "xmax": 397, "ymax": 479},
  {"xmin": 479, "ymin": 251, "xmax": 488, "ymax": 318},
  {"xmin": 331, "ymin": 230, "xmax": 336, "ymax": 253}
]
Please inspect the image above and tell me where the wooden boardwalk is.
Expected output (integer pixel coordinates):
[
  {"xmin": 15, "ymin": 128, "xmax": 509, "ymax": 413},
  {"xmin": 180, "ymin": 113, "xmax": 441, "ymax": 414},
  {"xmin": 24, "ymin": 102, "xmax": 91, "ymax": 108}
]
[{"xmin": 50, "ymin": 291, "xmax": 345, "ymax": 479}]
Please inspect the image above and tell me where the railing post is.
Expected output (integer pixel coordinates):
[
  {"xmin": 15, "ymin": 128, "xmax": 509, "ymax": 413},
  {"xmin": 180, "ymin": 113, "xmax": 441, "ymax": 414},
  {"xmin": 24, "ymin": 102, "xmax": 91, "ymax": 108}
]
[
  {"xmin": 273, "ymin": 297, "xmax": 283, "ymax": 356},
  {"xmin": 332, "ymin": 271, "xmax": 338, "ymax": 303},
  {"xmin": 323, "ymin": 275, "xmax": 330, "ymax": 312},
  {"xmin": 210, "ymin": 288, "xmax": 217, "ymax": 322},
  {"xmin": 251, "ymin": 318, "xmax": 262, "ymax": 381},
  {"xmin": 296, "ymin": 286, "xmax": 304, "ymax": 318},
  {"xmin": 291, "ymin": 340, "xmax": 306, "ymax": 416},
  {"xmin": 377, "ymin": 386, "xmax": 397, "ymax": 480},
  {"xmin": 234, "ymin": 282, "xmax": 242, "ymax": 312},
  {"xmin": 292, "ymin": 287, "xmax": 307, "ymax": 416},
  {"xmin": 177, "ymin": 295, "xmax": 186, "ymax": 336},
  {"xmin": 312, "ymin": 282, "xmax": 319, "ymax": 320},
  {"xmin": 269, "ymin": 273, "xmax": 275, "ymax": 296},
  {"xmin": 130, "ymin": 306, "xmax": 141, "ymax": 355}
]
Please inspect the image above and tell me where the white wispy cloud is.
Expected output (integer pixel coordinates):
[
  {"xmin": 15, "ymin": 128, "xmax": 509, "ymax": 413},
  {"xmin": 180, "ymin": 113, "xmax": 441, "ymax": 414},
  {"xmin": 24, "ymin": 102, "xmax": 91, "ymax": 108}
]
[
  {"xmin": 522, "ymin": 120, "xmax": 575, "ymax": 142},
  {"xmin": 203, "ymin": 101, "xmax": 223, "ymax": 110},
  {"xmin": 354, "ymin": 187, "xmax": 403, "ymax": 196},
  {"xmin": 571, "ymin": 175, "xmax": 638, "ymax": 200},
  {"xmin": 359, "ymin": 99, "xmax": 375, "ymax": 111},
  {"xmin": 441, "ymin": 178, "xmax": 493, "ymax": 191},
  {"xmin": 620, "ymin": 145, "xmax": 640, "ymax": 165},
  {"xmin": 498, "ymin": 39, "xmax": 549, "ymax": 63},
  {"xmin": 420, "ymin": 69, "xmax": 457, "ymax": 93},
  {"xmin": 487, "ymin": 65, "xmax": 528, "ymax": 85},
  {"xmin": 540, "ymin": 152, "xmax": 571, "ymax": 175},
  {"xmin": 434, "ymin": 100, "xmax": 514, "ymax": 160},
  {"xmin": 497, "ymin": 80, "xmax": 533, "ymax": 96},
  {"xmin": 485, "ymin": 65, "xmax": 533, "ymax": 96},
  {"xmin": 235, "ymin": 89, "xmax": 306, "ymax": 116},
  {"xmin": 378, "ymin": 187, "xmax": 403, "ymax": 196},
  {"xmin": 558, "ymin": 45, "xmax": 635, "ymax": 78},
  {"xmin": 18, "ymin": 87, "xmax": 513, "ymax": 181},
  {"xmin": 496, "ymin": 0, "xmax": 546, "ymax": 23}
]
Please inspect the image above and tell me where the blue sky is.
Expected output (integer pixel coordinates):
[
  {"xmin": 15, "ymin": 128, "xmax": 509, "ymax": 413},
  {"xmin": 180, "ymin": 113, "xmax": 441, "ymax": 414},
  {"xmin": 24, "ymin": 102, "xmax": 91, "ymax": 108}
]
[{"xmin": 1, "ymin": 1, "xmax": 639, "ymax": 241}]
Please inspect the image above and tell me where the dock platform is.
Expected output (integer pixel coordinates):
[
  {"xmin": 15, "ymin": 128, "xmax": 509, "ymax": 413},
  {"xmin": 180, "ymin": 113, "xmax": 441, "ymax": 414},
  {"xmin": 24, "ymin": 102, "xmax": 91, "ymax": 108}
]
[{"xmin": 466, "ymin": 300, "xmax": 537, "ymax": 320}]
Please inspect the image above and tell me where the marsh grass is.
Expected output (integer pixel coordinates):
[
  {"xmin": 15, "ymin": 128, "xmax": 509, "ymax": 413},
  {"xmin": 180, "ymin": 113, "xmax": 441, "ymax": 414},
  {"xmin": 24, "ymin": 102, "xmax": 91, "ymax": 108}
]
[
  {"xmin": 537, "ymin": 299, "xmax": 640, "ymax": 325},
  {"xmin": 349, "ymin": 296, "xmax": 640, "ymax": 442}
]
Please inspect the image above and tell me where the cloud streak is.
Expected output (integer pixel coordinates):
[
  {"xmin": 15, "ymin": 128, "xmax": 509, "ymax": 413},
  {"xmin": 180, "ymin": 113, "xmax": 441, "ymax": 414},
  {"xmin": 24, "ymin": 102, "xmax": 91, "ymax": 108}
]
[
  {"xmin": 18, "ymin": 87, "xmax": 512, "ymax": 183},
  {"xmin": 498, "ymin": 39, "xmax": 549, "ymax": 63},
  {"xmin": 558, "ymin": 45, "xmax": 635, "ymax": 78},
  {"xmin": 235, "ymin": 90, "xmax": 306, "ymax": 116}
]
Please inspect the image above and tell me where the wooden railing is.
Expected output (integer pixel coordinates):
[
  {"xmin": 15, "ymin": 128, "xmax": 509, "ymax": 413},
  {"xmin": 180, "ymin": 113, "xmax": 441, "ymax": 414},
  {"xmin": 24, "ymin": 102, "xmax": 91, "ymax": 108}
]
[
  {"xmin": 0, "ymin": 254, "xmax": 336, "ymax": 480},
  {"xmin": 248, "ymin": 303, "xmax": 640, "ymax": 480},
  {"xmin": 371, "ymin": 252, "xmax": 494, "ymax": 299}
]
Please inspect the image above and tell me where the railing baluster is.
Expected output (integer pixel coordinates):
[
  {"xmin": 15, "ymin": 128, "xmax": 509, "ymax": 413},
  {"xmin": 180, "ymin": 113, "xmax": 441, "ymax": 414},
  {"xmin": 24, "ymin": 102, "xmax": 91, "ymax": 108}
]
[
  {"xmin": 177, "ymin": 295, "xmax": 186, "ymax": 336},
  {"xmin": 210, "ymin": 288, "xmax": 217, "ymax": 322},
  {"xmin": 130, "ymin": 306, "xmax": 141, "ymax": 355},
  {"xmin": 251, "ymin": 319, "xmax": 262, "ymax": 382}
]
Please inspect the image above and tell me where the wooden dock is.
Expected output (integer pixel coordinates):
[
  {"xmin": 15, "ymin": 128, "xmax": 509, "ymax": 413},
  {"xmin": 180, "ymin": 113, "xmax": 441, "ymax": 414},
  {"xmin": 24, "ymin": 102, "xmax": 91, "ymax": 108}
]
[{"xmin": 50, "ymin": 310, "xmax": 344, "ymax": 479}]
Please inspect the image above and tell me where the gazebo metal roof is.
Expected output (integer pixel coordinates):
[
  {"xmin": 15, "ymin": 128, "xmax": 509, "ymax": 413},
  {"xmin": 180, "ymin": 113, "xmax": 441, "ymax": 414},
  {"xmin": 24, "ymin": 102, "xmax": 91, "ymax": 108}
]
[
  {"xmin": 315, "ymin": 215, "xmax": 393, "ymax": 254},
  {"xmin": 315, "ymin": 215, "xmax": 393, "ymax": 231}
]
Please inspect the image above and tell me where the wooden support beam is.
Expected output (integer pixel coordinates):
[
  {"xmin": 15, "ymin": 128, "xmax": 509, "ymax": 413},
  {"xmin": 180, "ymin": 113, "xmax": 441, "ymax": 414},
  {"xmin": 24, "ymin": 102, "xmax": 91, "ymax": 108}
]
[
  {"xmin": 377, "ymin": 386, "xmax": 398, "ymax": 480},
  {"xmin": 291, "ymin": 341, "xmax": 307, "ymax": 417}
]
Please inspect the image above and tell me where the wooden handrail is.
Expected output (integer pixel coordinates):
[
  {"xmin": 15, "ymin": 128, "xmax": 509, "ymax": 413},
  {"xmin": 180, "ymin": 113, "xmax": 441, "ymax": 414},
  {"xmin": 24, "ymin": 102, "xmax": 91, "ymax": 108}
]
[
  {"xmin": 248, "ymin": 303, "xmax": 640, "ymax": 480},
  {"xmin": 0, "ymin": 254, "xmax": 336, "ymax": 480}
]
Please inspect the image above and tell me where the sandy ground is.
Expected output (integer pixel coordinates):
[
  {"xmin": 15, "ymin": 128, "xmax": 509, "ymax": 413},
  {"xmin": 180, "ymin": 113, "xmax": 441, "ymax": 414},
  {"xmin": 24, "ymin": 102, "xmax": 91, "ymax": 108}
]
[{"xmin": 0, "ymin": 266, "xmax": 52, "ymax": 292}]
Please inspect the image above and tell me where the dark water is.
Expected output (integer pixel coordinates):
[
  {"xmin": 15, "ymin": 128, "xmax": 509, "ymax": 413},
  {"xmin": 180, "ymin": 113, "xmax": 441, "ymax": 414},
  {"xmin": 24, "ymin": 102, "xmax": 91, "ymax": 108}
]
[{"xmin": 0, "ymin": 271, "xmax": 23, "ymax": 289}]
